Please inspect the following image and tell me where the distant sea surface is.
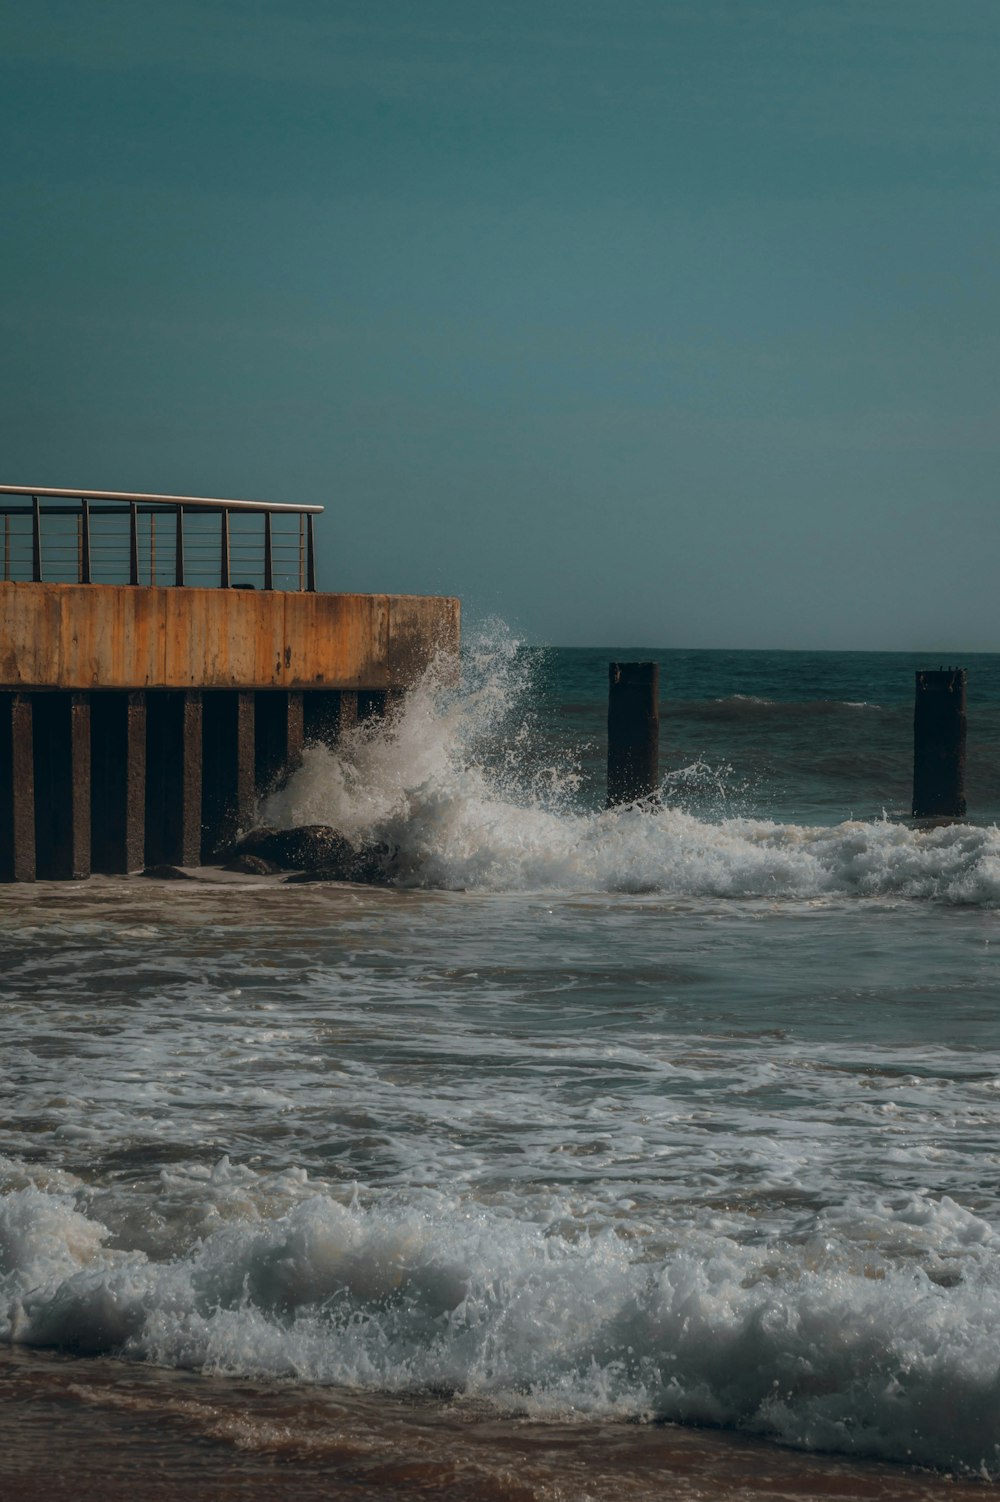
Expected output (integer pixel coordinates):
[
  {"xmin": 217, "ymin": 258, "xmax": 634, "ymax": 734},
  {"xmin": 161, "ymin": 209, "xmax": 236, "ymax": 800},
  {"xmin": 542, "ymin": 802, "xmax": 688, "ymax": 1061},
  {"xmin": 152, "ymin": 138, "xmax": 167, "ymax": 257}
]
[{"xmin": 3, "ymin": 640, "xmax": 1000, "ymax": 1500}]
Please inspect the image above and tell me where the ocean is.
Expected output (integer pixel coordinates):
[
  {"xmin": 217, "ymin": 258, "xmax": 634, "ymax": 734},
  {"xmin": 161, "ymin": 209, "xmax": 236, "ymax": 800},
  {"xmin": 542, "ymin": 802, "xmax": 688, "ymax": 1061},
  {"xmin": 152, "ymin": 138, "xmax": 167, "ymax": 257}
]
[{"xmin": 3, "ymin": 635, "xmax": 1000, "ymax": 1500}]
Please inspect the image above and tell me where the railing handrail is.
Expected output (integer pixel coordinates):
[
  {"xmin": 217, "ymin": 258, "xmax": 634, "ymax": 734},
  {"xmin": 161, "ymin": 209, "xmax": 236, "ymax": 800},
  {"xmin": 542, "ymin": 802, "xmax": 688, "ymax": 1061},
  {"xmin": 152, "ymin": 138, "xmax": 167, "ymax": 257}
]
[
  {"xmin": 0, "ymin": 484, "xmax": 323, "ymax": 515},
  {"xmin": 0, "ymin": 484, "xmax": 321, "ymax": 590}
]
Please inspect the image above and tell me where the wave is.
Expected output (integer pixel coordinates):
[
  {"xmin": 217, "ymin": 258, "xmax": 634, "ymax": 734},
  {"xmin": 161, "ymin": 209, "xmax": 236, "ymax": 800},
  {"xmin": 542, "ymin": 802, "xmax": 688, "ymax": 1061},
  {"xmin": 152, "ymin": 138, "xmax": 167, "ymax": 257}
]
[
  {"xmin": 688, "ymin": 697, "xmax": 885, "ymax": 722},
  {"xmin": 257, "ymin": 628, "xmax": 1000, "ymax": 903},
  {"xmin": 2, "ymin": 1168, "xmax": 1000, "ymax": 1478}
]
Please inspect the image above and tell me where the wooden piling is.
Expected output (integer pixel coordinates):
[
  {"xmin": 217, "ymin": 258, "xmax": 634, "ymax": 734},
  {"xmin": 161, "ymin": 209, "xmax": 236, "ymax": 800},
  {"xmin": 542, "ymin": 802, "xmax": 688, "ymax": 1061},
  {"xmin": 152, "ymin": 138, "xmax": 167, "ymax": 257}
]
[
  {"xmin": 303, "ymin": 689, "xmax": 358, "ymax": 749},
  {"xmin": 338, "ymin": 691, "xmax": 359, "ymax": 734},
  {"xmin": 145, "ymin": 691, "xmax": 203, "ymax": 866},
  {"xmin": 607, "ymin": 661, "xmax": 660, "ymax": 808},
  {"xmin": 913, "ymin": 668, "xmax": 967, "ymax": 819},
  {"xmin": 201, "ymin": 690, "xmax": 255, "ymax": 859},
  {"xmin": 254, "ymin": 690, "xmax": 304, "ymax": 797},
  {"xmin": 359, "ymin": 689, "xmax": 390, "ymax": 723},
  {"xmin": 0, "ymin": 692, "xmax": 35, "ymax": 881},
  {"xmin": 33, "ymin": 692, "xmax": 91, "ymax": 879},
  {"xmin": 91, "ymin": 691, "xmax": 147, "ymax": 873}
]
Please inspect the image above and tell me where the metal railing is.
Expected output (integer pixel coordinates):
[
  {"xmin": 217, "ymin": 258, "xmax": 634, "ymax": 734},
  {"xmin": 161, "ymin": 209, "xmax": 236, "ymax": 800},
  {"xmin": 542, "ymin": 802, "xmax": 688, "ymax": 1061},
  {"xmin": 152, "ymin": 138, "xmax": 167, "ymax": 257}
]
[{"xmin": 0, "ymin": 485, "xmax": 322, "ymax": 590}]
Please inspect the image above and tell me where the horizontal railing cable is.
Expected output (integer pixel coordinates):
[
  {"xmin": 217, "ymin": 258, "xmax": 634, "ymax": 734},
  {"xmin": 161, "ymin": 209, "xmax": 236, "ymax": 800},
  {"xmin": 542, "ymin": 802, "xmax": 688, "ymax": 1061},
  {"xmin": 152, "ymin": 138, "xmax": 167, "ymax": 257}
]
[{"xmin": 0, "ymin": 484, "xmax": 323, "ymax": 589}]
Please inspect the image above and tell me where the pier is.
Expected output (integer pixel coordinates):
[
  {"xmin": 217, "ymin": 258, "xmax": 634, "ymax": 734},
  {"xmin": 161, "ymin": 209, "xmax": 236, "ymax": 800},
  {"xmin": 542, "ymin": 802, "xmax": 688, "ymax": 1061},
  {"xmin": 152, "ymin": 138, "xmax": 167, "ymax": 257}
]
[{"xmin": 0, "ymin": 485, "xmax": 458, "ymax": 881}]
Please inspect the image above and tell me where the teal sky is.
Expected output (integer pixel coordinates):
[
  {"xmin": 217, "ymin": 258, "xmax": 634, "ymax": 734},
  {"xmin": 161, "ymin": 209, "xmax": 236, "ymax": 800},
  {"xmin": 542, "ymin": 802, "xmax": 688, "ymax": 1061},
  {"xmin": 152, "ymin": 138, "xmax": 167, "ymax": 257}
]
[{"xmin": 2, "ymin": 1, "xmax": 998, "ymax": 649}]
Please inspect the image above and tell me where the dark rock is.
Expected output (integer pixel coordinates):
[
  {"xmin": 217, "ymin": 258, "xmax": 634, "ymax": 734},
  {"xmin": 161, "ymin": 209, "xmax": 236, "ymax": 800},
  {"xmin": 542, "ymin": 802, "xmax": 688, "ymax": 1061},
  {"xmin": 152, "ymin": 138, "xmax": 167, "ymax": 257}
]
[
  {"xmin": 227, "ymin": 823, "xmax": 395, "ymax": 882},
  {"xmin": 224, "ymin": 824, "xmax": 349, "ymax": 871},
  {"xmin": 285, "ymin": 842, "xmax": 394, "ymax": 886},
  {"xmin": 349, "ymin": 845, "xmax": 395, "ymax": 885},
  {"xmin": 222, "ymin": 854, "xmax": 282, "ymax": 876},
  {"xmin": 226, "ymin": 826, "xmax": 281, "ymax": 858},
  {"xmin": 140, "ymin": 864, "xmax": 194, "ymax": 880}
]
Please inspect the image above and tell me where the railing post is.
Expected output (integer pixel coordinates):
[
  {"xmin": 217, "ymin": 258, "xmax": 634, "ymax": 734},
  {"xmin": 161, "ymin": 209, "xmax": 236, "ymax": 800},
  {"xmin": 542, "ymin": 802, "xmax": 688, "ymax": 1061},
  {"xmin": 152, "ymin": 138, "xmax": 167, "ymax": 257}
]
[
  {"xmin": 129, "ymin": 502, "xmax": 139, "ymax": 586},
  {"xmin": 263, "ymin": 510, "xmax": 273, "ymax": 590},
  {"xmin": 306, "ymin": 513, "xmax": 316, "ymax": 591},
  {"xmin": 80, "ymin": 499, "xmax": 92, "ymax": 584},
  {"xmin": 32, "ymin": 496, "xmax": 42, "ymax": 582},
  {"xmin": 0, "ymin": 487, "xmax": 321, "ymax": 591},
  {"xmin": 174, "ymin": 506, "xmax": 185, "ymax": 586}
]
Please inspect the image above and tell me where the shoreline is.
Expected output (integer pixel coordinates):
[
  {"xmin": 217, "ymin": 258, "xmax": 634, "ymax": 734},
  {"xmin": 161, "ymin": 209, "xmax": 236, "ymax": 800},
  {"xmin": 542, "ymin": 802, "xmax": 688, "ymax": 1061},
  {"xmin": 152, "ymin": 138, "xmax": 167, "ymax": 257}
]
[{"xmin": 1, "ymin": 1346, "xmax": 990, "ymax": 1502}]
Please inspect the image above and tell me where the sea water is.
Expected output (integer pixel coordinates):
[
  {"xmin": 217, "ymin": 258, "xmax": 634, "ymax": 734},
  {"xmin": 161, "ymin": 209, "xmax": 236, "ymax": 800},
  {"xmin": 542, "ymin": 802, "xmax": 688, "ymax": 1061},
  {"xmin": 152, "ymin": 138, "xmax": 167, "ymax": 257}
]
[{"xmin": 3, "ymin": 635, "xmax": 1000, "ymax": 1498}]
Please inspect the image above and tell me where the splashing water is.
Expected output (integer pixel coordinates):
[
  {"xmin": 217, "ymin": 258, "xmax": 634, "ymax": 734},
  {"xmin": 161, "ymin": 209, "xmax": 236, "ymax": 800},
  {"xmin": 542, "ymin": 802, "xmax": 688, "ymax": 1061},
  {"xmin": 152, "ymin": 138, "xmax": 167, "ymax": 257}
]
[
  {"xmin": 262, "ymin": 626, "xmax": 1000, "ymax": 905},
  {"xmin": 5, "ymin": 1163, "xmax": 1000, "ymax": 1479},
  {"xmin": 6, "ymin": 636, "xmax": 1000, "ymax": 1490}
]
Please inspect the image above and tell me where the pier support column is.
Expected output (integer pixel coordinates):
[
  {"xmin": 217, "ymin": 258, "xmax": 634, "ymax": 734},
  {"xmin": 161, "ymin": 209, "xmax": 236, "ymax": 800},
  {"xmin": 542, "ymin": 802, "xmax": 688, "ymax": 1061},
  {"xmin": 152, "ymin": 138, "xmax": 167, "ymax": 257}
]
[
  {"xmin": 254, "ymin": 690, "xmax": 304, "ymax": 797},
  {"xmin": 607, "ymin": 662, "xmax": 660, "ymax": 809},
  {"xmin": 913, "ymin": 668, "xmax": 967, "ymax": 819},
  {"xmin": 145, "ymin": 691, "xmax": 203, "ymax": 867},
  {"xmin": 303, "ymin": 690, "xmax": 358, "ymax": 749},
  {"xmin": 0, "ymin": 693, "xmax": 35, "ymax": 882},
  {"xmin": 358, "ymin": 689, "xmax": 403, "ymax": 724},
  {"xmin": 201, "ymin": 690, "xmax": 255, "ymax": 858},
  {"xmin": 33, "ymin": 692, "xmax": 91, "ymax": 879},
  {"xmin": 91, "ymin": 692, "xmax": 147, "ymax": 873}
]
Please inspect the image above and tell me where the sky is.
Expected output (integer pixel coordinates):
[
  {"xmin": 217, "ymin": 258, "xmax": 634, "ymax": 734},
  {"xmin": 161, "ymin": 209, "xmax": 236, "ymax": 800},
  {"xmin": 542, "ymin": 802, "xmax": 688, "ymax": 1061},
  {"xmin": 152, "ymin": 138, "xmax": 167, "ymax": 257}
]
[{"xmin": 1, "ymin": 0, "xmax": 998, "ymax": 649}]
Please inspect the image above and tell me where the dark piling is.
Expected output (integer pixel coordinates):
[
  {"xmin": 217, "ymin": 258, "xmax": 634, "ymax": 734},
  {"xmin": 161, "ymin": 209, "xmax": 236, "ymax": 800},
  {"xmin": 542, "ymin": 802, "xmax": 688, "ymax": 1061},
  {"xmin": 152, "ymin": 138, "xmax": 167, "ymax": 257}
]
[
  {"xmin": 912, "ymin": 667, "xmax": 966, "ymax": 819},
  {"xmin": 607, "ymin": 661, "xmax": 660, "ymax": 808},
  {"xmin": 91, "ymin": 690, "xmax": 147, "ymax": 873},
  {"xmin": 145, "ymin": 690, "xmax": 204, "ymax": 867}
]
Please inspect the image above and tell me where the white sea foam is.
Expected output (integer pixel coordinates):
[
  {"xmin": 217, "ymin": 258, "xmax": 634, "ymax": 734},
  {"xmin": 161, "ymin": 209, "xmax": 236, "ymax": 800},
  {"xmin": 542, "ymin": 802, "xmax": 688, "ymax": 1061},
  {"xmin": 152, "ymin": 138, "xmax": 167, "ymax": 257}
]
[
  {"xmin": 262, "ymin": 630, "xmax": 1000, "ymax": 904},
  {"xmin": 3, "ymin": 1170, "xmax": 1000, "ymax": 1477},
  {"xmin": 6, "ymin": 636, "xmax": 998, "ymax": 1481}
]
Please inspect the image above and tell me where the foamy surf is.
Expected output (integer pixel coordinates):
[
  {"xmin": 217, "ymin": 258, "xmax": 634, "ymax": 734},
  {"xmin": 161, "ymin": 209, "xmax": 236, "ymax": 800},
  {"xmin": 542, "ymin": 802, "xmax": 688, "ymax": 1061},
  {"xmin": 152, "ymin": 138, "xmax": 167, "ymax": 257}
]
[
  {"xmin": 261, "ymin": 632, "xmax": 1000, "ymax": 904},
  {"xmin": 6, "ymin": 638, "xmax": 1000, "ymax": 1493},
  {"xmin": 2, "ymin": 1169, "xmax": 1000, "ymax": 1478}
]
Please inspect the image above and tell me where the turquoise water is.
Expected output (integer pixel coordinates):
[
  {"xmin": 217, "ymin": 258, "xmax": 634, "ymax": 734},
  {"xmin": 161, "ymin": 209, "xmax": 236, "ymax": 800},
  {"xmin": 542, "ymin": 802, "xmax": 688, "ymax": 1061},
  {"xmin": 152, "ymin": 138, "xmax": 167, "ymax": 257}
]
[{"xmin": 534, "ymin": 646, "xmax": 1000, "ymax": 824}]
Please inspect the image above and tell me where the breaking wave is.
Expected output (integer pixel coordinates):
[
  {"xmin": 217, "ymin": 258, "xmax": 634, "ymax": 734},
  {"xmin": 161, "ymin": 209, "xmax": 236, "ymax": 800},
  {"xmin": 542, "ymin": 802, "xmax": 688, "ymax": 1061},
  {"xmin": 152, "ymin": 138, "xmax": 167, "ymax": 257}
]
[
  {"xmin": 261, "ymin": 628, "xmax": 1000, "ymax": 905},
  {"xmin": 3, "ymin": 1164, "xmax": 1000, "ymax": 1478},
  {"xmin": 694, "ymin": 696, "xmax": 884, "ymax": 720}
]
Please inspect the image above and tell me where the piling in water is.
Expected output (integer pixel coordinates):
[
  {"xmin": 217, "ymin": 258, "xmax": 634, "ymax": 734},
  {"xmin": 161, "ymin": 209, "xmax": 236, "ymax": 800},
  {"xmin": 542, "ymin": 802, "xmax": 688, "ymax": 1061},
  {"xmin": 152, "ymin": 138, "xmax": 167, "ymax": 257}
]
[
  {"xmin": 912, "ymin": 667, "xmax": 966, "ymax": 819},
  {"xmin": 33, "ymin": 692, "xmax": 91, "ymax": 879},
  {"xmin": 201, "ymin": 690, "xmax": 256, "ymax": 861},
  {"xmin": 0, "ymin": 693, "xmax": 35, "ymax": 881},
  {"xmin": 91, "ymin": 690, "xmax": 147, "ymax": 874},
  {"xmin": 145, "ymin": 691, "xmax": 204, "ymax": 868},
  {"xmin": 255, "ymin": 690, "xmax": 305, "ymax": 798},
  {"xmin": 607, "ymin": 661, "xmax": 660, "ymax": 808}
]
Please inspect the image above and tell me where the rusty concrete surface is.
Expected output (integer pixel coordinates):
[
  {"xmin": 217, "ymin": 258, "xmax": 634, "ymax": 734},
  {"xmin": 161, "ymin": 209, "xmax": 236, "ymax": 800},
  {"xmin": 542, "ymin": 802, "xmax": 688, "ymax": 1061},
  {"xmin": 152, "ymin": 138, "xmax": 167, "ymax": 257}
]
[{"xmin": 0, "ymin": 584, "xmax": 460, "ymax": 691}]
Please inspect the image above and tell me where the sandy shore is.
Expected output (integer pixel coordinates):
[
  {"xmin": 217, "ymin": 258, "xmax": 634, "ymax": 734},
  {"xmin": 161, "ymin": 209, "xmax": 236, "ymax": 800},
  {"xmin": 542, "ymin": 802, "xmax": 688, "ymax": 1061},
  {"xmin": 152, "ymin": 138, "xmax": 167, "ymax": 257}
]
[{"xmin": 1, "ymin": 1347, "xmax": 991, "ymax": 1502}]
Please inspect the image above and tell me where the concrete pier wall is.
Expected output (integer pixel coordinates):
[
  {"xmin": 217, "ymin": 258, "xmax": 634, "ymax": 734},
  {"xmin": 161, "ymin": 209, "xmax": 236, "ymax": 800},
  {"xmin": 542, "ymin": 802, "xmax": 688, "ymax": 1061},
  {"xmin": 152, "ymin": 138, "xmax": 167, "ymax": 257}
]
[
  {"xmin": 0, "ymin": 582, "xmax": 458, "ymax": 690},
  {"xmin": 0, "ymin": 582, "xmax": 459, "ymax": 879}
]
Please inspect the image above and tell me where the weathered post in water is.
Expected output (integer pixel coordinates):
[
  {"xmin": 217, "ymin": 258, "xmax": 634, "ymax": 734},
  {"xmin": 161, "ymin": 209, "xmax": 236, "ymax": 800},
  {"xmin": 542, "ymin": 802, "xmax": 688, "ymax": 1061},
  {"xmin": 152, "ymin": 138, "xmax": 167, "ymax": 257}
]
[
  {"xmin": 607, "ymin": 661, "xmax": 659, "ymax": 808},
  {"xmin": 912, "ymin": 667, "xmax": 967, "ymax": 819}
]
